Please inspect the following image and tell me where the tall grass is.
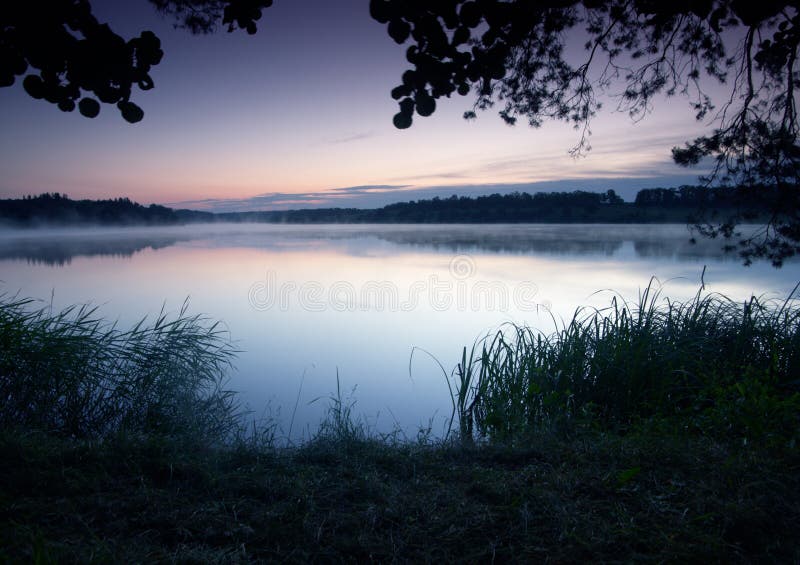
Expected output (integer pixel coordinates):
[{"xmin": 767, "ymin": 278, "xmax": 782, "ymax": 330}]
[
  {"xmin": 310, "ymin": 372, "xmax": 368, "ymax": 445},
  {"xmin": 454, "ymin": 280, "xmax": 800, "ymax": 444},
  {"xmin": 0, "ymin": 295, "xmax": 239, "ymax": 443},
  {"xmin": 4, "ymin": 281, "xmax": 798, "ymax": 449}
]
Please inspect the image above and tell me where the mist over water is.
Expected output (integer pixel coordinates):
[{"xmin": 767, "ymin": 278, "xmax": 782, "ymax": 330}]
[{"xmin": 2, "ymin": 223, "xmax": 796, "ymax": 438}]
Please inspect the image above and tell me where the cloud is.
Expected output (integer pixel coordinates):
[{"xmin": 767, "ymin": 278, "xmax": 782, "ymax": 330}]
[
  {"xmin": 386, "ymin": 129, "xmax": 710, "ymax": 187},
  {"xmin": 324, "ymin": 131, "xmax": 377, "ymax": 145},
  {"xmin": 168, "ymin": 185, "xmax": 417, "ymax": 213},
  {"xmin": 387, "ymin": 170, "xmax": 471, "ymax": 182},
  {"xmin": 168, "ymin": 175, "xmax": 703, "ymax": 213},
  {"xmin": 329, "ymin": 184, "xmax": 410, "ymax": 194}
]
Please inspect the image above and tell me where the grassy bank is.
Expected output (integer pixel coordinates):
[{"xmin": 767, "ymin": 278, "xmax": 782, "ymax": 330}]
[
  {"xmin": 3, "ymin": 430, "xmax": 799, "ymax": 562},
  {"xmin": 1, "ymin": 287, "xmax": 799, "ymax": 562}
]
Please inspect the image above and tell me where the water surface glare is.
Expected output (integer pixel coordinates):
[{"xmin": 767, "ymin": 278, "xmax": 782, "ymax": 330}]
[{"xmin": 2, "ymin": 223, "xmax": 797, "ymax": 439}]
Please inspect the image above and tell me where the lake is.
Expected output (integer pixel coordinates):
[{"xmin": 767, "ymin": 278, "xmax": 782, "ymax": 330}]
[{"xmin": 1, "ymin": 223, "xmax": 797, "ymax": 440}]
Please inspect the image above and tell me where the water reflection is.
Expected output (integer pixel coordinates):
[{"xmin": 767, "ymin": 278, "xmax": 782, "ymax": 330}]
[
  {"xmin": 0, "ymin": 230, "xmax": 190, "ymax": 266},
  {"xmin": 1, "ymin": 223, "xmax": 794, "ymax": 439},
  {"xmin": 0, "ymin": 223, "xmax": 745, "ymax": 264}
]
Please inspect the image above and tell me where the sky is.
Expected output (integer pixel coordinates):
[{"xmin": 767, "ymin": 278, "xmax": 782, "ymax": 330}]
[{"xmin": 0, "ymin": 0, "xmax": 717, "ymax": 210}]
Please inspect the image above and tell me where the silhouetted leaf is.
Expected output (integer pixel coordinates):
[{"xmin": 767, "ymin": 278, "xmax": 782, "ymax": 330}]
[
  {"xmin": 399, "ymin": 97, "xmax": 414, "ymax": 115},
  {"xmin": 391, "ymin": 85, "xmax": 410, "ymax": 99},
  {"xmin": 388, "ymin": 19, "xmax": 411, "ymax": 44},
  {"xmin": 459, "ymin": 2, "xmax": 482, "ymax": 28},
  {"xmin": 78, "ymin": 98, "xmax": 101, "ymax": 118},
  {"xmin": 118, "ymin": 101, "xmax": 144, "ymax": 123},
  {"xmin": 393, "ymin": 111, "xmax": 412, "ymax": 129},
  {"xmin": 416, "ymin": 93, "xmax": 436, "ymax": 117},
  {"xmin": 22, "ymin": 75, "xmax": 44, "ymax": 99},
  {"xmin": 58, "ymin": 99, "xmax": 76, "ymax": 112},
  {"xmin": 370, "ymin": 0, "xmax": 392, "ymax": 23},
  {"xmin": 453, "ymin": 26, "xmax": 470, "ymax": 46}
]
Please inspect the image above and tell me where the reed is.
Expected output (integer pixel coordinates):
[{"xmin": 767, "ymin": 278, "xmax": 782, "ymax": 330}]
[
  {"xmin": 0, "ymin": 295, "xmax": 239, "ymax": 443},
  {"xmin": 454, "ymin": 280, "xmax": 800, "ymax": 444}
]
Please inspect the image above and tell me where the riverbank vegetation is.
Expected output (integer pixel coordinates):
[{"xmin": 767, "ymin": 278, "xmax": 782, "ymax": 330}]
[
  {"xmin": 452, "ymin": 282, "xmax": 800, "ymax": 447},
  {"xmin": 1, "ymin": 285, "xmax": 798, "ymax": 561}
]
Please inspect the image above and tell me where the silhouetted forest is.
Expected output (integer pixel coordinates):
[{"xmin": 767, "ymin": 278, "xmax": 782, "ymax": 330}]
[
  {"xmin": 0, "ymin": 188, "xmax": 756, "ymax": 227},
  {"xmin": 0, "ymin": 193, "xmax": 179, "ymax": 226},
  {"xmin": 216, "ymin": 188, "xmax": 748, "ymax": 224}
]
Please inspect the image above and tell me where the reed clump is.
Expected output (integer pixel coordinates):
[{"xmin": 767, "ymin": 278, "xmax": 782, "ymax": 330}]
[
  {"xmin": 0, "ymin": 295, "xmax": 239, "ymax": 443},
  {"xmin": 453, "ymin": 281, "xmax": 800, "ymax": 445}
]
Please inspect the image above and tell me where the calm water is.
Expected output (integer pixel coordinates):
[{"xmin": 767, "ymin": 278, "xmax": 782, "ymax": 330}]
[{"xmin": 2, "ymin": 223, "xmax": 798, "ymax": 438}]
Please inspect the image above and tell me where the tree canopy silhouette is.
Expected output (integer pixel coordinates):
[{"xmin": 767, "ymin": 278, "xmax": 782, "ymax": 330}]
[
  {"xmin": 0, "ymin": 1, "xmax": 273, "ymax": 122},
  {"xmin": 371, "ymin": 0, "xmax": 800, "ymax": 265},
  {"xmin": 2, "ymin": 1, "xmax": 798, "ymax": 264}
]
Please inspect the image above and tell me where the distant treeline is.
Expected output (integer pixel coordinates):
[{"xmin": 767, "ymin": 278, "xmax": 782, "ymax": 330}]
[
  {"xmin": 0, "ymin": 193, "xmax": 179, "ymax": 226},
  {"xmin": 634, "ymin": 185, "xmax": 742, "ymax": 207},
  {"xmin": 210, "ymin": 187, "xmax": 744, "ymax": 224},
  {"xmin": 1, "ymin": 187, "xmax": 752, "ymax": 227}
]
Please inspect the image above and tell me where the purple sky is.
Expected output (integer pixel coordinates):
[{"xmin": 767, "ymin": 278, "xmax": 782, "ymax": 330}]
[{"xmin": 0, "ymin": 0, "xmax": 715, "ymax": 210}]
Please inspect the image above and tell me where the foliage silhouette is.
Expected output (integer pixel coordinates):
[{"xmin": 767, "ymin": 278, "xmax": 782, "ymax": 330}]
[
  {"xmin": 0, "ymin": 1, "xmax": 273, "ymax": 121},
  {"xmin": 370, "ymin": 0, "xmax": 800, "ymax": 265}
]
